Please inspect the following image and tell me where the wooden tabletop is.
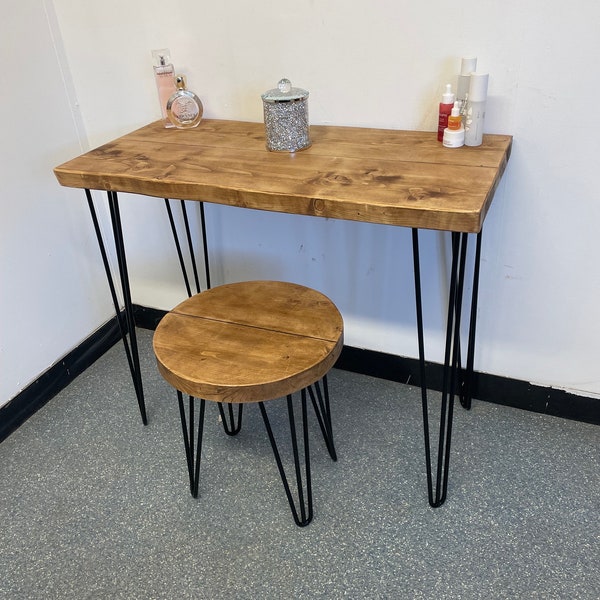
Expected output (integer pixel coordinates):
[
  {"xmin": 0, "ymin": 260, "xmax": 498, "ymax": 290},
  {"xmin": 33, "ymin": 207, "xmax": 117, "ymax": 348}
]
[
  {"xmin": 153, "ymin": 281, "xmax": 344, "ymax": 403},
  {"xmin": 54, "ymin": 119, "xmax": 512, "ymax": 233}
]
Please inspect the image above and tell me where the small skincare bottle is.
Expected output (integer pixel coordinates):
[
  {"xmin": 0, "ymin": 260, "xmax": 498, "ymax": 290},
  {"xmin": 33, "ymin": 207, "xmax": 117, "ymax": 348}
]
[
  {"xmin": 438, "ymin": 84, "xmax": 455, "ymax": 142},
  {"xmin": 443, "ymin": 102, "xmax": 465, "ymax": 148},
  {"xmin": 166, "ymin": 75, "xmax": 203, "ymax": 129},
  {"xmin": 464, "ymin": 73, "xmax": 489, "ymax": 147},
  {"xmin": 152, "ymin": 48, "xmax": 177, "ymax": 128},
  {"xmin": 447, "ymin": 101, "xmax": 462, "ymax": 130}
]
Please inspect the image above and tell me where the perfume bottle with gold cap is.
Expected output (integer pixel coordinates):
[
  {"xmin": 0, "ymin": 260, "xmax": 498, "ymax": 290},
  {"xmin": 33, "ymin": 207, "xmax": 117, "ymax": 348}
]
[{"xmin": 166, "ymin": 75, "xmax": 203, "ymax": 129}]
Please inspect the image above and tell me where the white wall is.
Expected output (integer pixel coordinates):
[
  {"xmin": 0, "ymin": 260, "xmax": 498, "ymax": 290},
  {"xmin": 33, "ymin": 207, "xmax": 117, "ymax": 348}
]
[
  {"xmin": 0, "ymin": 1, "xmax": 117, "ymax": 407},
  {"xmin": 3, "ymin": 0, "xmax": 600, "ymax": 406}
]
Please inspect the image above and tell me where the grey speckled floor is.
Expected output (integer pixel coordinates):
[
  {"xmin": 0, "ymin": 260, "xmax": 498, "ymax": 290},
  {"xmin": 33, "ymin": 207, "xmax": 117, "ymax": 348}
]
[{"xmin": 1, "ymin": 329, "xmax": 599, "ymax": 599}]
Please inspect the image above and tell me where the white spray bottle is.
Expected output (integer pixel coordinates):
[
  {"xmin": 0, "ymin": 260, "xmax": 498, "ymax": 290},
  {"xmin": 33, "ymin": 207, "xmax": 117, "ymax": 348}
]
[
  {"xmin": 456, "ymin": 56, "xmax": 477, "ymax": 113},
  {"xmin": 464, "ymin": 73, "xmax": 489, "ymax": 147}
]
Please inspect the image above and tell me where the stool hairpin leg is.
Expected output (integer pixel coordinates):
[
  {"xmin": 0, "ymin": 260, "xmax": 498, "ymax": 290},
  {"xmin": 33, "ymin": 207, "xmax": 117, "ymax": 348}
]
[
  {"xmin": 177, "ymin": 391, "xmax": 206, "ymax": 498},
  {"xmin": 86, "ymin": 189, "xmax": 147, "ymax": 424},
  {"xmin": 307, "ymin": 375, "xmax": 337, "ymax": 461},
  {"xmin": 217, "ymin": 402, "xmax": 244, "ymax": 436},
  {"xmin": 412, "ymin": 229, "xmax": 468, "ymax": 507},
  {"xmin": 259, "ymin": 390, "xmax": 313, "ymax": 527}
]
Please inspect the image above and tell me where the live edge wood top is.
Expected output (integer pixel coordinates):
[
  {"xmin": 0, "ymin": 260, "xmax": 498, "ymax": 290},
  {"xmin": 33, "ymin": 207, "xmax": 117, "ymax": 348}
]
[
  {"xmin": 153, "ymin": 281, "xmax": 344, "ymax": 403},
  {"xmin": 54, "ymin": 119, "xmax": 512, "ymax": 233}
]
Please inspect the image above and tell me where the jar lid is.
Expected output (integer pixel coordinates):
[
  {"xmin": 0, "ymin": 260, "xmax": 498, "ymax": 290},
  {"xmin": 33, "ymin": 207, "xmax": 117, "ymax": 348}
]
[{"xmin": 261, "ymin": 78, "xmax": 309, "ymax": 103}]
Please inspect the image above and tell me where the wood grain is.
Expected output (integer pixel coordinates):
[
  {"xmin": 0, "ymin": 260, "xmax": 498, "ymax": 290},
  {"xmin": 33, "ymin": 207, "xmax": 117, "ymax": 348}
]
[
  {"xmin": 153, "ymin": 281, "xmax": 344, "ymax": 403},
  {"xmin": 54, "ymin": 119, "xmax": 512, "ymax": 233}
]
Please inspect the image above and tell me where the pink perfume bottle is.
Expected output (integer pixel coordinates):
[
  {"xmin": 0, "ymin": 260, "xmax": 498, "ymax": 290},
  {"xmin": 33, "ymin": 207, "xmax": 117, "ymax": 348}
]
[{"xmin": 152, "ymin": 48, "xmax": 177, "ymax": 128}]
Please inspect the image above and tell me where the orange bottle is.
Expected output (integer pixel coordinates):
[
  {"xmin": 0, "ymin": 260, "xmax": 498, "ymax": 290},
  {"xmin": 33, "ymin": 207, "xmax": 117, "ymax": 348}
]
[{"xmin": 447, "ymin": 102, "xmax": 462, "ymax": 130}]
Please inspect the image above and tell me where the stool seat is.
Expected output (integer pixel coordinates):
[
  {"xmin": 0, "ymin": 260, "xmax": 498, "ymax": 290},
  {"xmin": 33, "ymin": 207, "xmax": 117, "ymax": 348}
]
[
  {"xmin": 153, "ymin": 280, "xmax": 344, "ymax": 403},
  {"xmin": 153, "ymin": 280, "xmax": 343, "ymax": 526}
]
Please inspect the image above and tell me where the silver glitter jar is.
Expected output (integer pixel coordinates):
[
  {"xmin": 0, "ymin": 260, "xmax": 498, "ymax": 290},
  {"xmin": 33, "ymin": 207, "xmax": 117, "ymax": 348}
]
[{"xmin": 261, "ymin": 78, "xmax": 310, "ymax": 152}]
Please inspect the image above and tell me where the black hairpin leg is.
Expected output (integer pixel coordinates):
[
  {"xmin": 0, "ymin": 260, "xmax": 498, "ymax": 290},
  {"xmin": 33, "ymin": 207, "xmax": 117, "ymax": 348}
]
[
  {"xmin": 86, "ymin": 189, "xmax": 147, "ymax": 424},
  {"xmin": 459, "ymin": 230, "xmax": 482, "ymax": 410},
  {"xmin": 217, "ymin": 402, "xmax": 244, "ymax": 436},
  {"xmin": 259, "ymin": 390, "xmax": 313, "ymax": 527},
  {"xmin": 308, "ymin": 375, "xmax": 337, "ymax": 461},
  {"xmin": 177, "ymin": 391, "xmax": 206, "ymax": 498},
  {"xmin": 198, "ymin": 202, "xmax": 211, "ymax": 291},
  {"xmin": 166, "ymin": 198, "xmax": 244, "ymax": 437},
  {"xmin": 412, "ymin": 228, "xmax": 471, "ymax": 507},
  {"xmin": 165, "ymin": 198, "xmax": 211, "ymax": 295},
  {"xmin": 436, "ymin": 231, "xmax": 482, "ymax": 411}
]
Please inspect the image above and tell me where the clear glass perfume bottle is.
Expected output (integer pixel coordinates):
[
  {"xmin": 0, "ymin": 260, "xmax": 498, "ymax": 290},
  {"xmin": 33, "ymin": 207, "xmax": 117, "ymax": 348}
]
[
  {"xmin": 166, "ymin": 75, "xmax": 203, "ymax": 129},
  {"xmin": 152, "ymin": 48, "xmax": 177, "ymax": 128}
]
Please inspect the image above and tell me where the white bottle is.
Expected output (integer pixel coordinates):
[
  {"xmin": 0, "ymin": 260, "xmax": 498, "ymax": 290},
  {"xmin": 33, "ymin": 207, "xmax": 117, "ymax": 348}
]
[
  {"xmin": 456, "ymin": 56, "xmax": 477, "ymax": 113},
  {"xmin": 464, "ymin": 73, "xmax": 489, "ymax": 147}
]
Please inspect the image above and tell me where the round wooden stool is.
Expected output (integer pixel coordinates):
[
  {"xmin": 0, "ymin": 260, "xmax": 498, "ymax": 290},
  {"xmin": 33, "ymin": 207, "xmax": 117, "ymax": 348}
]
[{"xmin": 153, "ymin": 280, "xmax": 343, "ymax": 526}]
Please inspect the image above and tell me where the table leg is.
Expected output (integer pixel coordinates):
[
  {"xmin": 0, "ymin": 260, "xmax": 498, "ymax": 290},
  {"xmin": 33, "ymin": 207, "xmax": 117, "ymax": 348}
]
[
  {"xmin": 459, "ymin": 230, "xmax": 482, "ymax": 410},
  {"xmin": 412, "ymin": 228, "xmax": 480, "ymax": 507},
  {"xmin": 85, "ymin": 189, "xmax": 147, "ymax": 424},
  {"xmin": 164, "ymin": 198, "xmax": 211, "ymax": 294},
  {"xmin": 166, "ymin": 199, "xmax": 254, "ymax": 435}
]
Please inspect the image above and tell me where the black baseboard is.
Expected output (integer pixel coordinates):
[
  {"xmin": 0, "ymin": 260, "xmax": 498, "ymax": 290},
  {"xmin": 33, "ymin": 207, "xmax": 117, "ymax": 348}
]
[
  {"xmin": 335, "ymin": 347, "xmax": 600, "ymax": 426},
  {"xmin": 138, "ymin": 305, "xmax": 598, "ymax": 426},
  {"xmin": 0, "ymin": 317, "xmax": 122, "ymax": 443},
  {"xmin": 2, "ymin": 305, "xmax": 598, "ymax": 444},
  {"xmin": 133, "ymin": 304, "xmax": 168, "ymax": 330}
]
